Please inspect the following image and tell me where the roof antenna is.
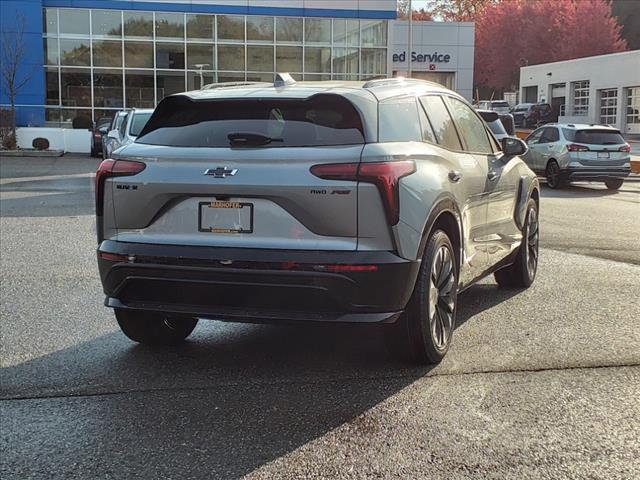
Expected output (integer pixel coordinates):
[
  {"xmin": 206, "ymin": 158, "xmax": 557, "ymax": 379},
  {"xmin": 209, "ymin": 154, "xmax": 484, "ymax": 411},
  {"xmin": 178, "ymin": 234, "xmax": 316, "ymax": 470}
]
[{"xmin": 275, "ymin": 72, "xmax": 296, "ymax": 87}]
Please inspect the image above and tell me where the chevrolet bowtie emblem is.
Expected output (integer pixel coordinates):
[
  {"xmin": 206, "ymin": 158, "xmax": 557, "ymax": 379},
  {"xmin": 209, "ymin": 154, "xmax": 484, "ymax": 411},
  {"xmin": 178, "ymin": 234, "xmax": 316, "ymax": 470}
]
[{"xmin": 204, "ymin": 167, "xmax": 238, "ymax": 178}]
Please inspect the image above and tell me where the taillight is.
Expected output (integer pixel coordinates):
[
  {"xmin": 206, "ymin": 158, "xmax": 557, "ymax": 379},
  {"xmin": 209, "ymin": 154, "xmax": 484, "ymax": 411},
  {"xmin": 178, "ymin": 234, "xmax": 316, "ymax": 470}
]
[
  {"xmin": 619, "ymin": 144, "xmax": 631, "ymax": 153},
  {"xmin": 95, "ymin": 159, "xmax": 145, "ymax": 216},
  {"xmin": 567, "ymin": 144, "xmax": 589, "ymax": 152},
  {"xmin": 310, "ymin": 160, "xmax": 416, "ymax": 225}
]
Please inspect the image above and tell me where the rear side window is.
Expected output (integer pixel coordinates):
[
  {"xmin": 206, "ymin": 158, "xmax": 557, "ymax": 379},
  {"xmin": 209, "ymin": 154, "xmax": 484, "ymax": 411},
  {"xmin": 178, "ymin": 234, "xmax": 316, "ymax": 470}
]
[
  {"xmin": 379, "ymin": 97, "xmax": 422, "ymax": 142},
  {"xmin": 137, "ymin": 94, "xmax": 365, "ymax": 147},
  {"xmin": 446, "ymin": 97, "xmax": 493, "ymax": 154},
  {"xmin": 562, "ymin": 128, "xmax": 624, "ymax": 145},
  {"xmin": 129, "ymin": 112, "xmax": 152, "ymax": 137},
  {"xmin": 118, "ymin": 114, "xmax": 128, "ymax": 136},
  {"xmin": 540, "ymin": 127, "xmax": 559, "ymax": 143},
  {"xmin": 419, "ymin": 96, "xmax": 462, "ymax": 150}
]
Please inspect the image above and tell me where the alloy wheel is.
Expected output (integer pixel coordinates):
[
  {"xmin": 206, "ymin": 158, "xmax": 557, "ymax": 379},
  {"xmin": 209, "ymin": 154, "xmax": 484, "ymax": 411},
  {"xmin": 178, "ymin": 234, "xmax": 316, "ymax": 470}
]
[
  {"xmin": 428, "ymin": 245, "xmax": 456, "ymax": 351},
  {"xmin": 546, "ymin": 162, "xmax": 560, "ymax": 188},
  {"xmin": 524, "ymin": 207, "xmax": 539, "ymax": 279}
]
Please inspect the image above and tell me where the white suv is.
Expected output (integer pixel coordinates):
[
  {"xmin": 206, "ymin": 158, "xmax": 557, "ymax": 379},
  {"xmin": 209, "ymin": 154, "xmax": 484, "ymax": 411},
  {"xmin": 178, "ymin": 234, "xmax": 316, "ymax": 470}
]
[{"xmin": 523, "ymin": 123, "xmax": 631, "ymax": 189}]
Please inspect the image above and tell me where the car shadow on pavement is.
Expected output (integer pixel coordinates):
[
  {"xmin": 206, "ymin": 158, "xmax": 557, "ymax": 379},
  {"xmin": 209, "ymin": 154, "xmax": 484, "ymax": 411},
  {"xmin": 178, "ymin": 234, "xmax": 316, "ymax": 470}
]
[
  {"xmin": 1, "ymin": 282, "xmax": 521, "ymax": 478},
  {"xmin": 540, "ymin": 182, "xmax": 634, "ymax": 198}
]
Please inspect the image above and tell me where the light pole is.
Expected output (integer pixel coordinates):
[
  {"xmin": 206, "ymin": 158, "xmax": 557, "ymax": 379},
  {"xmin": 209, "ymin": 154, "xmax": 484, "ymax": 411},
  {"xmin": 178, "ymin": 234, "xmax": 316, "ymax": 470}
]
[{"xmin": 408, "ymin": 0, "xmax": 413, "ymax": 78}]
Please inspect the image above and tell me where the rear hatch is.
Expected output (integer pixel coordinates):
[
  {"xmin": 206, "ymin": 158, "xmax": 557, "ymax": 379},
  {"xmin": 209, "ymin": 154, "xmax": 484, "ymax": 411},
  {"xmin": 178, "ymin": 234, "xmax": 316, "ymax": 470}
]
[
  {"xmin": 104, "ymin": 94, "xmax": 366, "ymax": 251},
  {"xmin": 563, "ymin": 128, "xmax": 630, "ymax": 166}
]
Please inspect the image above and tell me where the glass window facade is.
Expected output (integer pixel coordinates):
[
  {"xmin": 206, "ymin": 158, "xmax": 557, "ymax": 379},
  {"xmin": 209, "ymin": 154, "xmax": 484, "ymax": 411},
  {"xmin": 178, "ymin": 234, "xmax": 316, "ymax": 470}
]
[
  {"xmin": 42, "ymin": 7, "xmax": 388, "ymax": 125},
  {"xmin": 572, "ymin": 80, "xmax": 590, "ymax": 116},
  {"xmin": 599, "ymin": 88, "xmax": 617, "ymax": 125}
]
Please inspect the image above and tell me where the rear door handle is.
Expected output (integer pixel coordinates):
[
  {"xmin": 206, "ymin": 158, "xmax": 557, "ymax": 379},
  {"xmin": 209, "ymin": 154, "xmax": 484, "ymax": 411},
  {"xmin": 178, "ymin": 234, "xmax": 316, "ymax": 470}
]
[
  {"xmin": 487, "ymin": 171, "xmax": 499, "ymax": 181},
  {"xmin": 448, "ymin": 170, "xmax": 462, "ymax": 182}
]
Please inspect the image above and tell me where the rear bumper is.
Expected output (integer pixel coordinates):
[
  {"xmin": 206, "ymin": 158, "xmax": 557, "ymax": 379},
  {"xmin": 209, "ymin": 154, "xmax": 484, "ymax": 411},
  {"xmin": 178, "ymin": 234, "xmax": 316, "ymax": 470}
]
[
  {"xmin": 563, "ymin": 167, "xmax": 631, "ymax": 181},
  {"xmin": 97, "ymin": 241, "xmax": 420, "ymax": 324}
]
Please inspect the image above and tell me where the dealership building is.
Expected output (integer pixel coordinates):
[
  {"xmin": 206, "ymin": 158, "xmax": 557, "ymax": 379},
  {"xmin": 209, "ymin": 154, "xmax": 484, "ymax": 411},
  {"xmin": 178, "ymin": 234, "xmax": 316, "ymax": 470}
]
[
  {"xmin": 519, "ymin": 50, "xmax": 640, "ymax": 134},
  {"xmin": 1, "ymin": 0, "xmax": 475, "ymax": 143}
]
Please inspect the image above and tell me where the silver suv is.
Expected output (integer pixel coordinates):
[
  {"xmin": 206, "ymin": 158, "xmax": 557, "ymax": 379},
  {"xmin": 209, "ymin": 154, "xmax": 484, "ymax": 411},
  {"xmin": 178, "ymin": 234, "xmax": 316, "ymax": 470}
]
[
  {"xmin": 96, "ymin": 77, "xmax": 539, "ymax": 364},
  {"xmin": 103, "ymin": 108, "xmax": 153, "ymax": 158},
  {"xmin": 523, "ymin": 123, "xmax": 631, "ymax": 189}
]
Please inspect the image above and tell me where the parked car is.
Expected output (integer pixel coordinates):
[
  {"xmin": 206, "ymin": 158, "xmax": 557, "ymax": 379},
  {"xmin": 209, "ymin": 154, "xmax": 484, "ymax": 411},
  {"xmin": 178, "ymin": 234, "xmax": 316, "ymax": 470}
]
[
  {"xmin": 523, "ymin": 123, "xmax": 631, "ymax": 189},
  {"xmin": 511, "ymin": 103, "xmax": 554, "ymax": 128},
  {"xmin": 95, "ymin": 76, "xmax": 539, "ymax": 365},
  {"xmin": 477, "ymin": 109, "xmax": 511, "ymax": 141},
  {"xmin": 476, "ymin": 100, "xmax": 511, "ymax": 114},
  {"xmin": 90, "ymin": 116, "xmax": 113, "ymax": 158},
  {"xmin": 103, "ymin": 108, "xmax": 153, "ymax": 158},
  {"xmin": 102, "ymin": 111, "xmax": 128, "ymax": 158}
]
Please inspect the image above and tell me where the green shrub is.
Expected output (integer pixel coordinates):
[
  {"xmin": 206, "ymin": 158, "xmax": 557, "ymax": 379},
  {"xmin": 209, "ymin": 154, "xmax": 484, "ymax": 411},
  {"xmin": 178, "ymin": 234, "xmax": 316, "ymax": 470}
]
[{"xmin": 32, "ymin": 137, "xmax": 50, "ymax": 150}]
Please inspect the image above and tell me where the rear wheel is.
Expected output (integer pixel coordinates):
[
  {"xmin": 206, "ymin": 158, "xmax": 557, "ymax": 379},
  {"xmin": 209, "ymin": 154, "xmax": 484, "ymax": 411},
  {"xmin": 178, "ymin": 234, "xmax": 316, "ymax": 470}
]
[
  {"xmin": 115, "ymin": 309, "xmax": 198, "ymax": 345},
  {"xmin": 495, "ymin": 198, "xmax": 539, "ymax": 288},
  {"xmin": 604, "ymin": 179, "xmax": 623, "ymax": 190},
  {"xmin": 545, "ymin": 160, "xmax": 564, "ymax": 189},
  {"xmin": 384, "ymin": 230, "xmax": 458, "ymax": 364}
]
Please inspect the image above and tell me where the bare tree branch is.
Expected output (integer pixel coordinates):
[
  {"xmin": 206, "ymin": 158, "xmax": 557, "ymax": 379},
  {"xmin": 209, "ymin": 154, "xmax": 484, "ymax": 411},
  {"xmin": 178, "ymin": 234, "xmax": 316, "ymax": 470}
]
[{"xmin": 1, "ymin": 12, "xmax": 34, "ymax": 140}]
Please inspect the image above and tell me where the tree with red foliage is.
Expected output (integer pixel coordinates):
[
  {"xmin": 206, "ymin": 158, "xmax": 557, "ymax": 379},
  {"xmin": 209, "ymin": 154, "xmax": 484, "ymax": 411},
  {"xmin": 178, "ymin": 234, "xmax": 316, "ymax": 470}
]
[
  {"xmin": 429, "ymin": 0, "xmax": 494, "ymax": 21},
  {"xmin": 474, "ymin": 0, "xmax": 628, "ymax": 90},
  {"xmin": 411, "ymin": 8, "xmax": 434, "ymax": 21}
]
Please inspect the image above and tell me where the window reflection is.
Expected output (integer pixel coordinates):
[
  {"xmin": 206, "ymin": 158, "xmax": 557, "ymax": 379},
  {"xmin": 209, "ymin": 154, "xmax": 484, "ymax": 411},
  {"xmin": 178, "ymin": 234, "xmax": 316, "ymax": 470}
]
[
  {"xmin": 187, "ymin": 14, "xmax": 214, "ymax": 40},
  {"xmin": 276, "ymin": 18, "xmax": 302, "ymax": 43},
  {"xmin": 93, "ymin": 40, "xmax": 123, "ymax": 68},
  {"xmin": 155, "ymin": 13, "xmax": 184, "ymax": 40},
  {"xmin": 304, "ymin": 18, "xmax": 331, "ymax": 44},
  {"xmin": 218, "ymin": 15, "xmax": 244, "ymax": 41},
  {"xmin": 247, "ymin": 16, "xmax": 274, "ymax": 42},
  {"xmin": 124, "ymin": 12, "xmax": 153, "ymax": 38},
  {"xmin": 92, "ymin": 10, "xmax": 122, "ymax": 37},
  {"xmin": 59, "ymin": 9, "xmax": 89, "ymax": 36},
  {"xmin": 60, "ymin": 39, "xmax": 90, "ymax": 66}
]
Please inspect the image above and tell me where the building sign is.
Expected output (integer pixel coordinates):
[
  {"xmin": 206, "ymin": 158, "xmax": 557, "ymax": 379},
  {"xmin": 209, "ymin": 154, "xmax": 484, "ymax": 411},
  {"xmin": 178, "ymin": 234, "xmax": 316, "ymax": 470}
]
[{"xmin": 392, "ymin": 51, "xmax": 452, "ymax": 64}]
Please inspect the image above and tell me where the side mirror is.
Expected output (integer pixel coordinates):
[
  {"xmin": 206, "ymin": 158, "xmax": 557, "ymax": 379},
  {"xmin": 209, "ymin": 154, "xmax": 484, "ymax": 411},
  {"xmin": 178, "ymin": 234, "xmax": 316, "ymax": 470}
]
[
  {"xmin": 502, "ymin": 137, "xmax": 528, "ymax": 156},
  {"xmin": 107, "ymin": 130, "xmax": 119, "ymax": 139},
  {"xmin": 99, "ymin": 126, "xmax": 109, "ymax": 134}
]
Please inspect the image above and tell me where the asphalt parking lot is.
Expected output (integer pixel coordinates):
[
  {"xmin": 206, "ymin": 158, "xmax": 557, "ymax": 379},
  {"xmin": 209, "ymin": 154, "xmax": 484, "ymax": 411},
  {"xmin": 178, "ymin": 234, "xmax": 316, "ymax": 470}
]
[{"xmin": 1, "ymin": 155, "xmax": 639, "ymax": 479}]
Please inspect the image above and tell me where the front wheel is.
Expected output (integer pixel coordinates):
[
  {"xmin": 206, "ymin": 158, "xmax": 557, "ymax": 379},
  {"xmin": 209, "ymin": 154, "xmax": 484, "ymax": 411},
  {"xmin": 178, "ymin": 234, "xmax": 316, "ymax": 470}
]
[
  {"xmin": 384, "ymin": 230, "xmax": 458, "ymax": 364},
  {"xmin": 604, "ymin": 179, "xmax": 624, "ymax": 190},
  {"xmin": 115, "ymin": 309, "xmax": 198, "ymax": 345},
  {"xmin": 495, "ymin": 198, "xmax": 539, "ymax": 288}
]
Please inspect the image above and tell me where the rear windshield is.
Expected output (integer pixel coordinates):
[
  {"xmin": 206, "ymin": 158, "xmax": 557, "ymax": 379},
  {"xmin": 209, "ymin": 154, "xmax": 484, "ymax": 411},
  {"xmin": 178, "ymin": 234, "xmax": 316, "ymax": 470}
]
[
  {"xmin": 562, "ymin": 129, "xmax": 624, "ymax": 145},
  {"xmin": 492, "ymin": 101, "xmax": 509, "ymax": 108},
  {"xmin": 487, "ymin": 119, "xmax": 507, "ymax": 136},
  {"xmin": 514, "ymin": 105, "xmax": 530, "ymax": 112},
  {"xmin": 137, "ymin": 94, "xmax": 365, "ymax": 147},
  {"xmin": 130, "ymin": 112, "xmax": 152, "ymax": 137}
]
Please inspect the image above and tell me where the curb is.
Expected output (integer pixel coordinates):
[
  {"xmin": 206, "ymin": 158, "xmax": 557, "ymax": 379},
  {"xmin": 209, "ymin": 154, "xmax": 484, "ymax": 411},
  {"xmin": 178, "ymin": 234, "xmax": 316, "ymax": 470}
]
[{"xmin": 0, "ymin": 149, "xmax": 64, "ymax": 158}]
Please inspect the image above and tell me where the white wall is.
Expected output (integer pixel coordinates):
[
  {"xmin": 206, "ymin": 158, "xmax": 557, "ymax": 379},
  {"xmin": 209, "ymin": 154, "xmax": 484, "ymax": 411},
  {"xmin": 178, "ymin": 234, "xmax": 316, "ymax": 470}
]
[
  {"xmin": 391, "ymin": 20, "xmax": 475, "ymax": 100},
  {"xmin": 17, "ymin": 128, "xmax": 91, "ymax": 153},
  {"xmin": 519, "ymin": 50, "xmax": 640, "ymax": 132}
]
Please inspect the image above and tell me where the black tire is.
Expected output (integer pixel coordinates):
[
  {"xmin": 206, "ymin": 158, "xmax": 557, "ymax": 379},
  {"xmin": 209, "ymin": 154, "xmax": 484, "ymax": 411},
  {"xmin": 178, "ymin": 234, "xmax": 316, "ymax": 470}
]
[
  {"xmin": 545, "ymin": 160, "xmax": 565, "ymax": 189},
  {"xmin": 604, "ymin": 179, "xmax": 623, "ymax": 190},
  {"xmin": 115, "ymin": 309, "xmax": 198, "ymax": 345},
  {"xmin": 384, "ymin": 230, "xmax": 458, "ymax": 364},
  {"xmin": 495, "ymin": 198, "xmax": 539, "ymax": 288}
]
